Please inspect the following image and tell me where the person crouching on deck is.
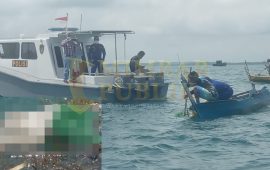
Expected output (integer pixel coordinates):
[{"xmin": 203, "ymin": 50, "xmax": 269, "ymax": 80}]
[
  {"xmin": 187, "ymin": 71, "xmax": 233, "ymax": 103},
  {"xmin": 129, "ymin": 51, "xmax": 145, "ymax": 74}
]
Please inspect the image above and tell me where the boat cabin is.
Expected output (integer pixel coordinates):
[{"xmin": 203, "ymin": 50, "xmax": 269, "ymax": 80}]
[
  {"xmin": 0, "ymin": 29, "xmax": 169, "ymax": 102},
  {"xmin": 0, "ymin": 29, "xmax": 135, "ymax": 86},
  {"xmin": 213, "ymin": 60, "xmax": 227, "ymax": 66}
]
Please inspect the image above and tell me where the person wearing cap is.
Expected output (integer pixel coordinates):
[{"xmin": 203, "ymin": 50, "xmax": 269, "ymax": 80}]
[
  {"xmin": 187, "ymin": 71, "xmax": 233, "ymax": 103},
  {"xmin": 129, "ymin": 51, "xmax": 145, "ymax": 73},
  {"xmin": 87, "ymin": 36, "xmax": 106, "ymax": 74}
]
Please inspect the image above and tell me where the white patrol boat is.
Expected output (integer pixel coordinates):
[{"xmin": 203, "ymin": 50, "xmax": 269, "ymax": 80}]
[{"xmin": 0, "ymin": 28, "xmax": 169, "ymax": 102}]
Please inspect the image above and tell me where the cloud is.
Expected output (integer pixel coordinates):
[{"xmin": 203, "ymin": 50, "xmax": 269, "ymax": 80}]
[
  {"xmin": 41, "ymin": 0, "xmax": 113, "ymax": 9},
  {"xmin": 1, "ymin": 0, "xmax": 270, "ymax": 62}
]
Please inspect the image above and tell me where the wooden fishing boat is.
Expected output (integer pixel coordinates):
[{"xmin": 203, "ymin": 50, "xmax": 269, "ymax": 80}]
[
  {"xmin": 245, "ymin": 60, "xmax": 270, "ymax": 83},
  {"xmin": 0, "ymin": 28, "xmax": 169, "ymax": 103},
  {"xmin": 212, "ymin": 60, "xmax": 227, "ymax": 66},
  {"xmin": 180, "ymin": 74, "xmax": 270, "ymax": 120},
  {"xmin": 103, "ymin": 72, "xmax": 169, "ymax": 102},
  {"xmin": 248, "ymin": 75, "xmax": 270, "ymax": 83}
]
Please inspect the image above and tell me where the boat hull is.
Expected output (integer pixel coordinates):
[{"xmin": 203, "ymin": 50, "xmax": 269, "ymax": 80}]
[
  {"xmin": 193, "ymin": 87, "xmax": 270, "ymax": 120},
  {"xmin": 0, "ymin": 71, "xmax": 169, "ymax": 103},
  {"xmin": 0, "ymin": 71, "xmax": 105, "ymax": 101},
  {"xmin": 212, "ymin": 64, "xmax": 227, "ymax": 66},
  {"xmin": 103, "ymin": 83, "xmax": 169, "ymax": 102}
]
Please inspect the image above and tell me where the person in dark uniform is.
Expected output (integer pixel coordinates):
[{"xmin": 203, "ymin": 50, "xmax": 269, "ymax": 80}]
[
  {"xmin": 187, "ymin": 71, "xmax": 233, "ymax": 103},
  {"xmin": 88, "ymin": 36, "xmax": 106, "ymax": 74},
  {"xmin": 129, "ymin": 51, "xmax": 145, "ymax": 73}
]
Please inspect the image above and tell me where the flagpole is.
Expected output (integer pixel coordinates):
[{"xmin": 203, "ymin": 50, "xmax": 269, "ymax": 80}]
[
  {"xmin": 115, "ymin": 33, "xmax": 118, "ymax": 74},
  {"xmin": 65, "ymin": 13, "xmax": 68, "ymax": 36}
]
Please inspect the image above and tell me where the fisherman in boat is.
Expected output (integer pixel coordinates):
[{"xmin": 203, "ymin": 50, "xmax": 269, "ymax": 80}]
[
  {"xmin": 187, "ymin": 71, "xmax": 233, "ymax": 103},
  {"xmin": 129, "ymin": 51, "xmax": 149, "ymax": 74},
  {"xmin": 87, "ymin": 36, "xmax": 106, "ymax": 74}
]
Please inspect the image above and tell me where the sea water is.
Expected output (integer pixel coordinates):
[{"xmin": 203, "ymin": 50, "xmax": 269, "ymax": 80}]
[{"xmin": 103, "ymin": 63, "xmax": 270, "ymax": 170}]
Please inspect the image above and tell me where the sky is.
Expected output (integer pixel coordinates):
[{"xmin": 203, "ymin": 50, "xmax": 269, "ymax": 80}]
[{"xmin": 1, "ymin": 0, "xmax": 270, "ymax": 63}]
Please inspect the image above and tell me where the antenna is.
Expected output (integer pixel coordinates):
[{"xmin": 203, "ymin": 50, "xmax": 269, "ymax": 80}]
[
  {"xmin": 80, "ymin": 14, "xmax": 83, "ymax": 32},
  {"xmin": 124, "ymin": 34, "xmax": 127, "ymax": 73},
  {"xmin": 115, "ymin": 33, "xmax": 118, "ymax": 73}
]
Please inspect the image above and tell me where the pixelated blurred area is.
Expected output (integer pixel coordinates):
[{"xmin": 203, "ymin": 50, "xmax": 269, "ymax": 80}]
[{"xmin": 0, "ymin": 97, "xmax": 101, "ymax": 169}]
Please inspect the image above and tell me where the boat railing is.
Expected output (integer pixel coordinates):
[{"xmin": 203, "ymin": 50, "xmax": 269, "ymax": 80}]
[{"xmin": 85, "ymin": 72, "xmax": 135, "ymax": 77}]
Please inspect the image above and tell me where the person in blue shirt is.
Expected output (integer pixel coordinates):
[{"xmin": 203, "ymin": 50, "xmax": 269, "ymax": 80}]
[
  {"xmin": 88, "ymin": 36, "xmax": 106, "ymax": 74},
  {"xmin": 187, "ymin": 71, "xmax": 233, "ymax": 103}
]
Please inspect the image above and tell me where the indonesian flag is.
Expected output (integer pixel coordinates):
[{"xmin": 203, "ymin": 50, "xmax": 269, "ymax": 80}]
[{"xmin": 55, "ymin": 16, "xmax": 68, "ymax": 21}]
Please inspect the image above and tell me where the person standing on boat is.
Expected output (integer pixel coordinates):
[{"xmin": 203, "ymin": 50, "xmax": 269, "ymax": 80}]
[
  {"xmin": 129, "ymin": 51, "xmax": 145, "ymax": 73},
  {"xmin": 187, "ymin": 71, "xmax": 233, "ymax": 103},
  {"xmin": 87, "ymin": 36, "xmax": 106, "ymax": 74},
  {"xmin": 265, "ymin": 59, "xmax": 270, "ymax": 75},
  {"xmin": 61, "ymin": 37, "xmax": 79, "ymax": 83}
]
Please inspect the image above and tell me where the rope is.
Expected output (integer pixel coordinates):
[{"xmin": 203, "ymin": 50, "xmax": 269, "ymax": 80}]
[{"xmin": 10, "ymin": 163, "xmax": 26, "ymax": 170}]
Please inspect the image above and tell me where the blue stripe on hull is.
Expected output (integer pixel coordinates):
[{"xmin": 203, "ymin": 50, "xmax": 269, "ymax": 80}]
[{"xmin": 194, "ymin": 88, "xmax": 270, "ymax": 120}]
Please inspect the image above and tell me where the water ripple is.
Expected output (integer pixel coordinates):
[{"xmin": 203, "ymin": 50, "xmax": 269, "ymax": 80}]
[{"xmin": 103, "ymin": 64, "xmax": 270, "ymax": 170}]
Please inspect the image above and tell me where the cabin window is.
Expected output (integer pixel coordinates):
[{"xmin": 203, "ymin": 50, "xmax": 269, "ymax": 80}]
[
  {"xmin": 21, "ymin": 42, "xmax": 37, "ymax": 59},
  {"xmin": 54, "ymin": 46, "xmax": 63, "ymax": 68},
  {"xmin": 0, "ymin": 43, "xmax": 20, "ymax": 59}
]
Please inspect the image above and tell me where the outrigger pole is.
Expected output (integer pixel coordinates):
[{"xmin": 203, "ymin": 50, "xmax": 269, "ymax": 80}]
[
  {"xmin": 178, "ymin": 55, "xmax": 188, "ymax": 116},
  {"xmin": 178, "ymin": 55, "xmax": 198, "ymax": 115},
  {"xmin": 244, "ymin": 60, "xmax": 256, "ymax": 94},
  {"xmin": 180, "ymin": 73, "xmax": 198, "ymax": 114}
]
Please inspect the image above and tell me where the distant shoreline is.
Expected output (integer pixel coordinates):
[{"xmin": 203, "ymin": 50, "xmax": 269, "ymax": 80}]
[{"xmin": 103, "ymin": 61, "xmax": 265, "ymax": 65}]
